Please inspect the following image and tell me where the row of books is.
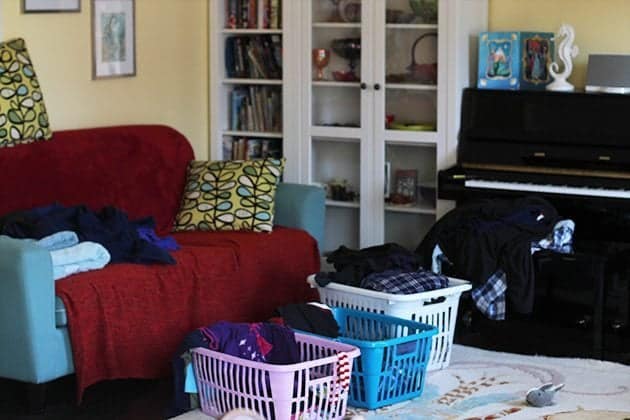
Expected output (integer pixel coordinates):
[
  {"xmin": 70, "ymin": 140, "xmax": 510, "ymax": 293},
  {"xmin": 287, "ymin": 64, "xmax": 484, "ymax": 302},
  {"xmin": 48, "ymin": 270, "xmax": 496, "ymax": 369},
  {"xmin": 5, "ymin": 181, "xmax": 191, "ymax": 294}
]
[
  {"xmin": 225, "ymin": 35, "xmax": 282, "ymax": 79},
  {"xmin": 223, "ymin": 138, "xmax": 282, "ymax": 160},
  {"xmin": 231, "ymin": 86, "xmax": 282, "ymax": 132},
  {"xmin": 225, "ymin": 0, "xmax": 281, "ymax": 29}
]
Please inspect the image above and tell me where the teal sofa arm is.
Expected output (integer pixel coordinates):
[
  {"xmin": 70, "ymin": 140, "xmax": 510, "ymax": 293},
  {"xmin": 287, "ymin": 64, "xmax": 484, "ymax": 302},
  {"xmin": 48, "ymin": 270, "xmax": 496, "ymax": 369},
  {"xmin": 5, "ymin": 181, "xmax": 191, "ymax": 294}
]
[
  {"xmin": 0, "ymin": 236, "xmax": 73, "ymax": 383},
  {"xmin": 275, "ymin": 183, "xmax": 325, "ymax": 252}
]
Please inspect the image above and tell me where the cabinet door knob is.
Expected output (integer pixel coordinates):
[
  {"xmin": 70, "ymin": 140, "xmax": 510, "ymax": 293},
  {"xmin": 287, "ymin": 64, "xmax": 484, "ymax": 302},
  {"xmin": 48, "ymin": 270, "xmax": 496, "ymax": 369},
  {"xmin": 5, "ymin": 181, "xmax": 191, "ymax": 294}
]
[
  {"xmin": 360, "ymin": 82, "xmax": 367, "ymax": 90},
  {"xmin": 374, "ymin": 83, "xmax": 381, "ymax": 90}
]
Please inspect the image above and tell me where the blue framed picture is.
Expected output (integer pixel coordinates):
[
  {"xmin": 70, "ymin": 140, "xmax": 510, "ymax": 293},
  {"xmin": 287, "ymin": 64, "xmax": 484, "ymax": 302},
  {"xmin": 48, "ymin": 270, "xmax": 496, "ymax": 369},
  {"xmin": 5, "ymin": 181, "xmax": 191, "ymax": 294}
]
[{"xmin": 478, "ymin": 31, "xmax": 554, "ymax": 90}]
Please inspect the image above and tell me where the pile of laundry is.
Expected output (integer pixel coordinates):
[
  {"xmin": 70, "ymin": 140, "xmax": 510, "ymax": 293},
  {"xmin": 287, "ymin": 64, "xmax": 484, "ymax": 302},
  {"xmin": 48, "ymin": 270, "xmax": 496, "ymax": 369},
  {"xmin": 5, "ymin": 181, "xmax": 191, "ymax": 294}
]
[
  {"xmin": 416, "ymin": 196, "xmax": 574, "ymax": 321},
  {"xmin": 0, "ymin": 203, "xmax": 178, "ymax": 279},
  {"xmin": 314, "ymin": 242, "xmax": 449, "ymax": 294}
]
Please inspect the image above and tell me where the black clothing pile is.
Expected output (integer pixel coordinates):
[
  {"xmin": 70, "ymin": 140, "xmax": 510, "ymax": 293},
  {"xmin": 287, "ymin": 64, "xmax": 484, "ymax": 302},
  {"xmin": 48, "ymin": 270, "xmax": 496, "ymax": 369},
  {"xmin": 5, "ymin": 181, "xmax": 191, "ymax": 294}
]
[
  {"xmin": 315, "ymin": 243, "xmax": 420, "ymax": 288},
  {"xmin": 416, "ymin": 196, "xmax": 559, "ymax": 314}
]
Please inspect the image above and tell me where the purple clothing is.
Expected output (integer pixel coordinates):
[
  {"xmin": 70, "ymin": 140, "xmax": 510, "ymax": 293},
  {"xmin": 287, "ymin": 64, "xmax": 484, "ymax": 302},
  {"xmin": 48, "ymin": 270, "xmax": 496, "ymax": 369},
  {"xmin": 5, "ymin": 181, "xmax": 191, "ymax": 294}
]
[
  {"xmin": 136, "ymin": 226, "xmax": 180, "ymax": 251},
  {"xmin": 199, "ymin": 321, "xmax": 300, "ymax": 365}
]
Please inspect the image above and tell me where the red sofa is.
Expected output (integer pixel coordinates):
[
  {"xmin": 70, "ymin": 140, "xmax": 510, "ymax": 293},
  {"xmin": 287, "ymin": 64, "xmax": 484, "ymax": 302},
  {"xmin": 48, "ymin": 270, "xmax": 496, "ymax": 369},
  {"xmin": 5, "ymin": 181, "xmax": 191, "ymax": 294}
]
[{"xmin": 0, "ymin": 125, "xmax": 323, "ymax": 400}]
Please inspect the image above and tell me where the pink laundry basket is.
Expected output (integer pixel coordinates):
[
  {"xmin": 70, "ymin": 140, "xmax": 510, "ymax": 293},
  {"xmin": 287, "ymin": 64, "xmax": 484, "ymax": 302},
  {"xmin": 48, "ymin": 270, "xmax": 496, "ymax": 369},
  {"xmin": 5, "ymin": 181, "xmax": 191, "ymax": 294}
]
[{"xmin": 191, "ymin": 332, "xmax": 360, "ymax": 420}]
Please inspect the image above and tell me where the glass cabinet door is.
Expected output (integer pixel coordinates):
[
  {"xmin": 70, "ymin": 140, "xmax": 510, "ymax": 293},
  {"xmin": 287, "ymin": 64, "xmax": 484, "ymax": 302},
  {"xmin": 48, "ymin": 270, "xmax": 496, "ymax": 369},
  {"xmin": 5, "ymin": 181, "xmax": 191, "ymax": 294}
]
[
  {"xmin": 310, "ymin": 0, "xmax": 365, "ymax": 129},
  {"xmin": 376, "ymin": 0, "xmax": 442, "ymax": 249},
  {"xmin": 305, "ymin": 0, "xmax": 373, "ymax": 253},
  {"xmin": 383, "ymin": 0, "xmax": 439, "ymax": 132}
]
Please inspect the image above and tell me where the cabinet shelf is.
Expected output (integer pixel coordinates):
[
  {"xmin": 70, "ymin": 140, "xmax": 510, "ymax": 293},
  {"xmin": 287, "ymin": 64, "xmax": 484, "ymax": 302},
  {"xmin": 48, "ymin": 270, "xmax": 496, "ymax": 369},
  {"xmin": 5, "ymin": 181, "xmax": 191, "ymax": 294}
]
[
  {"xmin": 386, "ymin": 83, "xmax": 437, "ymax": 91},
  {"xmin": 310, "ymin": 126, "xmax": 361, "ymax": 139},
  {"xmin": 312, "ymin": 22, "xmax": 361, "ymax": 29},
  {"xmin": 386, "ymin": 23, "xmax": 438, "ymax": 30},
  {"xmin": 222, "ymin": 130, "xmax": 283, "ymax": 138},
  {"xmin": 384, "ymin": 131, "xmax": 437, "ymax": 145},
  {"xmin": 326, "ymin": 199, "xmax": 360, "ymax": 209},
  {"xmin": 385, "ymin": 202, "xmax": 436, "ymax": 215},
  {"xmin": 312, "ymin": 81, "xmax": 361, "ymax": 88},
  {"xmin": 221, "ymin": 29, "xmax": 283, "ymax": 35},
  {"xmin": 223, "ymin": 78, "xmax": 283, "ymax": 85}
]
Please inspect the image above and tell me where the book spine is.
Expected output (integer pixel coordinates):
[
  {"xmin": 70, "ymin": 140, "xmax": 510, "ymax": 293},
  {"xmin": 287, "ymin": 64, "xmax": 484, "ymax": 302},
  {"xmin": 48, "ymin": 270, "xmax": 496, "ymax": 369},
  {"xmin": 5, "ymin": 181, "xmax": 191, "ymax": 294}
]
[
  {"xmin": 227, "ymin": 0, "xmax": 237, "ymax": 29},
  {"xmin": 248, "ymin": 0, "xmax": 257, "ymax": 28},
  {"xmin": 262, "ymin": 0, "xmax": 270, "ymax": 29},
  {"xmin": 241, "ymin": 0, "xmax": 248, "ymax": 29},
  {"xmin": 247, "ymin": 139, "xmax": 261, "ymax": 159},
  {"xmin": 223, "ymin": 137, "xmax": 234, "ymax": 161},
  {"xmin": 270, "ymin": 0, "xmax": 279, "ymax": 29},
  {"xmin": 255, "ymin": 88, "xmax": 265, "ymax": 131}
]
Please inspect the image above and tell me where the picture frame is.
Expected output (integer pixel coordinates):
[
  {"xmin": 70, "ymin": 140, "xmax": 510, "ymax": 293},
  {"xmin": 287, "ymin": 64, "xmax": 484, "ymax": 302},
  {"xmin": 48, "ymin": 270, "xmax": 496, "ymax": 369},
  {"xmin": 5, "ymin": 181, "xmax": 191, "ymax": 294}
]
[
  {"xmin": 22, "ymin": 0, "xmax": 81, "ymax": 13},
  {"xmin": 394, "ymin": 169, "xmax": 417, "ymax": 203},
  {"xmin": 91, "ymin": 0, "xmax": 136, "ymax": 79}
]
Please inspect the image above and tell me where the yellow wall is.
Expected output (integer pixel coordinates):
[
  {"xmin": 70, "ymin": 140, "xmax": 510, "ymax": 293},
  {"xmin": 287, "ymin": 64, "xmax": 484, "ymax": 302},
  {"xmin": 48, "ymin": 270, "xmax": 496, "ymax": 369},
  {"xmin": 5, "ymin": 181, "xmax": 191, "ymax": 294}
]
[
  {"xmin": 489, "ymin": 0, "xmax": 630, "ymax": 90},
  {"xmin": 1, "ymin": 0, "xmax": 208, "ymax": 158}
]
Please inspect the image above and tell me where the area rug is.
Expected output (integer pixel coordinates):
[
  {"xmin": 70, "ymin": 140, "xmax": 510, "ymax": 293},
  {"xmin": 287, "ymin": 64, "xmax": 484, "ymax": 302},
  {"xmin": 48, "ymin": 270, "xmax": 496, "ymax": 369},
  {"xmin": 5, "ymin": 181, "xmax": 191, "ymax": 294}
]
[
  {"xmin": 348, "ymin": 345, "xmax": 630, "ymax": 420},
  {"xmin": 172, "ymin": 345, "xmax": 630, "ymax": 419}
]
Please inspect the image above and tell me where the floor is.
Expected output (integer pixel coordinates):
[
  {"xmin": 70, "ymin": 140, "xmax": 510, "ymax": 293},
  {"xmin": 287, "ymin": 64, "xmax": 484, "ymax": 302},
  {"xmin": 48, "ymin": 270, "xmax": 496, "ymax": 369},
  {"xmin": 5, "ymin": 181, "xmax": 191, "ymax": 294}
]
[{"xmin": 0, "ymin": 376, "xmax": 173, "ymax": 420}]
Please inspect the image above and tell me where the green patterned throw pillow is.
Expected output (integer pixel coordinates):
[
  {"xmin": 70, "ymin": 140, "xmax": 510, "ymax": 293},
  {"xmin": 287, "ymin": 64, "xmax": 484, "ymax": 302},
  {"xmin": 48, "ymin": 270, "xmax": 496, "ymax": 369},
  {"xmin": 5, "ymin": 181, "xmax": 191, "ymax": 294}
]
[
  {"xmin": 174, "ymin": 158, "xmax": 285, "ymax": 233},
  {"xmin": 0, "ymin": 38, "xmax": 51, "ymax": 147}
]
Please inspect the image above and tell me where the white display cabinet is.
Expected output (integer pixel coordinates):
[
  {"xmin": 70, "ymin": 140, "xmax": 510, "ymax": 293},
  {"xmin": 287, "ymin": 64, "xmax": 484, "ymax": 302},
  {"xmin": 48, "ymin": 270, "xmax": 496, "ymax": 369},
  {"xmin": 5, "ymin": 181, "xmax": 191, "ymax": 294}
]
[{"xmin": 300, "ymin": 0, "xmax": 488, "ymax": 252}]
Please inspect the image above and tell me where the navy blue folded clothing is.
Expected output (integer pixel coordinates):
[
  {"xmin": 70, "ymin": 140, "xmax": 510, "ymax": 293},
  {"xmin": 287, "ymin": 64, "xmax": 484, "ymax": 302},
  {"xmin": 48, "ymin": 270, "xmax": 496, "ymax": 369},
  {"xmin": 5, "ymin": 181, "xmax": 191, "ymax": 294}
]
[
  {"xmin": 360, "ymin": 268, "xmax": 449, "ymax": 294},
  {"xmin": 0, "ymin": 203, "xmax": 175, "ymax": 264}
]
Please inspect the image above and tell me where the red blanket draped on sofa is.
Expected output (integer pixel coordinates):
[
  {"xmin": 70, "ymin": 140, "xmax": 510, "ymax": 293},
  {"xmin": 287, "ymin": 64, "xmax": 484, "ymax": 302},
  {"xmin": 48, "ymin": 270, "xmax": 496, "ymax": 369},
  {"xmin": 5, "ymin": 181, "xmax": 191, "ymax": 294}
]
[{"xmin": 55, "ymin": 227, "xmax": 319, "ymax": 400}]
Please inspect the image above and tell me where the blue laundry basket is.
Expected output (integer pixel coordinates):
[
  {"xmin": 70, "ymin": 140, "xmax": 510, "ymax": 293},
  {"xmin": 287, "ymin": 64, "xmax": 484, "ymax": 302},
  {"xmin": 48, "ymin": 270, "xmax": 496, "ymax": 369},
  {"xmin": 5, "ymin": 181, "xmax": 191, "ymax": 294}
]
[{"xmin": 330, "ymin": 308, "xmax": 438, "ymax": 409}]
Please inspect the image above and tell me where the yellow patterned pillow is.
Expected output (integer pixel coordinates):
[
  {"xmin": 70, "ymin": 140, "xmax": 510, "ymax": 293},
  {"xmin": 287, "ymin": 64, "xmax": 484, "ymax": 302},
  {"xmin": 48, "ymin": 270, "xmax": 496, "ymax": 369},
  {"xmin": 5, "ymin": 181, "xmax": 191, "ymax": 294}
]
[
  {"xmin": 0, "ymin": 38, "xmax": 51, "ymax": 147},
  {"xmin": 174, "ymin": 158, "xmax": 285, "ymax": 233}
]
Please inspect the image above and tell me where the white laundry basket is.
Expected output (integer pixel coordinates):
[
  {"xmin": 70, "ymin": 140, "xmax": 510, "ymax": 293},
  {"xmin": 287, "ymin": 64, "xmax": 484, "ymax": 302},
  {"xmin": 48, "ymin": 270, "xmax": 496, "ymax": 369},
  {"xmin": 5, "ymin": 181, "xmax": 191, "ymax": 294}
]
[{"xmin": 307, "ymin": 274, "xmax": 471, "ymax": 371}]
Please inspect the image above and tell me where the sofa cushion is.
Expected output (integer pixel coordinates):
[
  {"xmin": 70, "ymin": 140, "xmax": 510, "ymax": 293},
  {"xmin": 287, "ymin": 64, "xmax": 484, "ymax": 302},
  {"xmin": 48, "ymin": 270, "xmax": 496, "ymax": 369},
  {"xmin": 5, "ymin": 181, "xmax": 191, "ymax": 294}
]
[
  {"xmin": 0, "ymin": 125, "xmax": 193, "ymax": 234},
  {"xmin": 174, "ymin": 158, "xmax": 285, "ymax": 233},
  {"xmin": 0, "ymin": 38, "xmax": 52, "ymax": 146}
]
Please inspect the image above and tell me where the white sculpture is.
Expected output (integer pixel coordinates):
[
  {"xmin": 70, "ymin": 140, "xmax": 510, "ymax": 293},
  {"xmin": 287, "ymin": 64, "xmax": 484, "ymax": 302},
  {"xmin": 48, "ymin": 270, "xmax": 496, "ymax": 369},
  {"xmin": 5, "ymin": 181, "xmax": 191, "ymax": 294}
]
[{"xmin": 547, "ymin": 24, "xmax": 579, "ymax": 91}]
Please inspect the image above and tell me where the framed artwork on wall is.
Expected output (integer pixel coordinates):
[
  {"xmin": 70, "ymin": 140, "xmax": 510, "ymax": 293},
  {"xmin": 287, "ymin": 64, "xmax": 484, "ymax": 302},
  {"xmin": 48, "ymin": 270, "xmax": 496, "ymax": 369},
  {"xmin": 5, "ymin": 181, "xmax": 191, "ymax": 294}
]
[
  {"xmin": 91, "ymin": 0, "xmax": 136, "ymax": 79},
  {"xmin": 22, "ymin": 0, "xmax": 81, "ymax": 13}
]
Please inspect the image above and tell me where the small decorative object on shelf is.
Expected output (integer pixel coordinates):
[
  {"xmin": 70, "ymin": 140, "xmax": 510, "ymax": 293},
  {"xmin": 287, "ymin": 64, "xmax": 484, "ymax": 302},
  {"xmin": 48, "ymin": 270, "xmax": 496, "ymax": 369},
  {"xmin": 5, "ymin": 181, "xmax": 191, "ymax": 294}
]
[
  {"xmin": 408, "ymin": 0, "xmax": 437, "ymax": 24},
  {"xmin": 389, "ymin": 169, "xmax": 417, "ymax": 205},
  {"xmin": 337, "ymin": 0, "xmax": 361, "ymax": 23},
  {"xmin": 386, "ymin": 32, "xmax": 437, "ymax": 84},
  {"xmin": 312, "ymin": 48, "xmax": 331, "ymax": 81},
  {"xmin": 327, "ymin": 179, "xmax": 357, "ymax": 202},
  {"xmin": 331, "ymin": 38, "xmax": 361, "ymax": 82},
  {"xmin": 386, "ymin": 9, "xmax": 415, "ymax": 24},
  {"xmin": 547, "ymin": 24, "xmax": 579, "ymax": 92},
  {"xmin": 478, "ymin": 31, "xmax": 555, "ymax": 90},
  {"xmin": 407, "ymin": 32, "xmax": 438, "ymax": 84}
]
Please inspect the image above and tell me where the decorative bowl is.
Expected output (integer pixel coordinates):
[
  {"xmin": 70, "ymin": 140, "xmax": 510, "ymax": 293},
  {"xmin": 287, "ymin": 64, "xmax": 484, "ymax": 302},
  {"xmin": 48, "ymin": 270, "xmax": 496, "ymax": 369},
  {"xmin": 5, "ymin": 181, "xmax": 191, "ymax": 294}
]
[
  {"xmin": 332, "ymin": 70, "xmax": 359, "ymax": 82},
  {"xmin": 338, "ymin": 0, "xmax": 361, "ymax": 23},
  {"xmin": 331, "ymin": 38, "xmax": 361, "ymax": 61},
  {"xmin": 409, "ymin": 0, "xmax": 438, "ymax": 23},
  {"xmin": 386, "ymin": 9, "xmax": 416, "ymax": 24}
]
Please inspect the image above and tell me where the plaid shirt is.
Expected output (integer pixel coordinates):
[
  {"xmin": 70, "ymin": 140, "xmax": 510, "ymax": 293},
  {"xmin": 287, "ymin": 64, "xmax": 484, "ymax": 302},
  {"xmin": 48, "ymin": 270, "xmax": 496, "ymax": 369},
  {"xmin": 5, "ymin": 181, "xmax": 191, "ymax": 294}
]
[
  {"xmin": 471, "ymin": 270, "xmax": 507, "ymax": 320},
  {"xmin": 360, "ymin": 268, "xmax": 449, "ymax": 294}
]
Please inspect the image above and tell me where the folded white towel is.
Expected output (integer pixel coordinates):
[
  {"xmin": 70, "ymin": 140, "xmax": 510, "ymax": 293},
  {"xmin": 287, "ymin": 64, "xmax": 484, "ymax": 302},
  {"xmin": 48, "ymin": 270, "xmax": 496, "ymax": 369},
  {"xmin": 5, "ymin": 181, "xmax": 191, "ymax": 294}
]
[
  {"xmin": 51, "ymin": 242, "xmax": 111, "ymax": 280},
  {"xmin": 35, "ymin": 231, "xmax": 79, "ymax": 251}
]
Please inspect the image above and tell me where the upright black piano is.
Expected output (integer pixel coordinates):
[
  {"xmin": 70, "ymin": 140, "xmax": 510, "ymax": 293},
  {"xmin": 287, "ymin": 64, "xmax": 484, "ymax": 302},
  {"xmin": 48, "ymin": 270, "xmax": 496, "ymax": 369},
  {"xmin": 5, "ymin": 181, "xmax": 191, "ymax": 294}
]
[{"xmin": 441, "ymin": 88, "xmax": 630, "ymax": 363}]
